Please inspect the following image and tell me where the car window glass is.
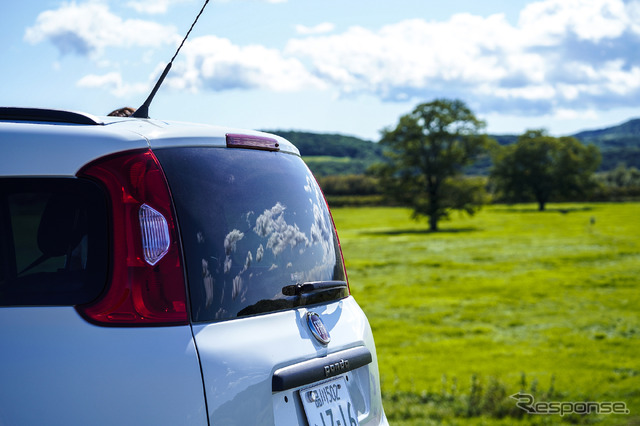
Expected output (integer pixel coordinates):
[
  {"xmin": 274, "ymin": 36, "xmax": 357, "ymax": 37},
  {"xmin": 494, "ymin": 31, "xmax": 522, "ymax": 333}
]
[
  {"xmin": 0, "ymin": 179, "xmax": 108, "ymax": 306},
  {"xmin": 155, "ymin": 148, "xmax": 346, "ymax": 323}
]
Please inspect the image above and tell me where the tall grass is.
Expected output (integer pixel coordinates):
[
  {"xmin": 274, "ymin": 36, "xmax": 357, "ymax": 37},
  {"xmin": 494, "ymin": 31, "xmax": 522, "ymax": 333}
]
[{"xmin": 332, "ymin": 203, "xmax": 640, "ymax": 425}]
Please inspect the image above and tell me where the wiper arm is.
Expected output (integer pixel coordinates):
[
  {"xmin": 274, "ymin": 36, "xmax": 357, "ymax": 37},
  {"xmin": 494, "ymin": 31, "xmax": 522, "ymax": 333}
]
[
  {"xmin": 282, "ymin": 281, "xmax": 348, "ymax": 297},
  {"xmin": 238, "ymin": 281, "xmax": 349, "ymax": 318}
]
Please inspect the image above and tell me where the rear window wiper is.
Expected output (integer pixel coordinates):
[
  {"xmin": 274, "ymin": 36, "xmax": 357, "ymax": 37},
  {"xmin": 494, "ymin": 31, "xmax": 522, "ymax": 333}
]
[
  {"xmin": 282, "ymin": 281, "xmax": 348, "ymax": 297},
  {"xmin": 237, "ymin": 281, "xmax": 349, "ymax": 318}
]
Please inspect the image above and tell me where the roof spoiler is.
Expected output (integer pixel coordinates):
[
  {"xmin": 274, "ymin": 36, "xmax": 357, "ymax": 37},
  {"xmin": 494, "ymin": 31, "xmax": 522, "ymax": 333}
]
[{"xmin": 0, "ymin": 107, "xmax": 103, "ymax": 125}]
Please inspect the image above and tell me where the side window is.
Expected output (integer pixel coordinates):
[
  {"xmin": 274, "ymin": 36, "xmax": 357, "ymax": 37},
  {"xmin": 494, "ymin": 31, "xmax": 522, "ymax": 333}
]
[{"xmin": 0, "ymin": 178, "xmax": 109, "ymax": 306}]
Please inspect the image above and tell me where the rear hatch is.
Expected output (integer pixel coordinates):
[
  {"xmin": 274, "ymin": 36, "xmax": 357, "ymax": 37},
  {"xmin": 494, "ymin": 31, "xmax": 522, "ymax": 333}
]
[{"xmin": 154, "ymin": 143, "xmax": 386, "ymax": 425}]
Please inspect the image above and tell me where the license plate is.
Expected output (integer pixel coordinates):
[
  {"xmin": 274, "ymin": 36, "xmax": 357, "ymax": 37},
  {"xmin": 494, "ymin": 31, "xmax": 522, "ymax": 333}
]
[{"xmin": 300, "ymin": 376, "xmax": 358, "ymax": 426}]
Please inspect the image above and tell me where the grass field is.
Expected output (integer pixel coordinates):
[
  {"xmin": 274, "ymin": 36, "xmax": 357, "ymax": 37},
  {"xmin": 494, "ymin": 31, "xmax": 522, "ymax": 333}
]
[{"xmin": 331, "ymin": 203, "xmax": 640, "ymax": 425}]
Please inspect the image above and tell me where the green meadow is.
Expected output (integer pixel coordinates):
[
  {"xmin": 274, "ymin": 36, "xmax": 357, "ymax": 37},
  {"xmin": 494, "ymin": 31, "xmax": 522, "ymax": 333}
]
[{"xmin": 332, "ymin": 203, "xmax": 640, "ymax": 425}]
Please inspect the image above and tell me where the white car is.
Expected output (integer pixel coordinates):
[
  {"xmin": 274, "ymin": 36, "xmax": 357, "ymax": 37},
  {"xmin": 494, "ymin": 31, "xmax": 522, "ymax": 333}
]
[{"xmin": 0, "ymin": 107, "xmax": 387, "ymax": 426}]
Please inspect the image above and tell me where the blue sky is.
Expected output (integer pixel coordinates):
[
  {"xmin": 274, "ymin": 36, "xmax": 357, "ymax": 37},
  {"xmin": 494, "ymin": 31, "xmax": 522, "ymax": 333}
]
[{"xmin": 2, "ymin": 0, "xmax": 639, "ymax": 140}]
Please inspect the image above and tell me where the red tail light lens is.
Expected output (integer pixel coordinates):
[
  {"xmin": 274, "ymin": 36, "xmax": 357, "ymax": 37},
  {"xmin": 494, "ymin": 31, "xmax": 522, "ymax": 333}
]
[{"xmin": 76, "ymin": 149, "xmax": 188, "ymax": 325}]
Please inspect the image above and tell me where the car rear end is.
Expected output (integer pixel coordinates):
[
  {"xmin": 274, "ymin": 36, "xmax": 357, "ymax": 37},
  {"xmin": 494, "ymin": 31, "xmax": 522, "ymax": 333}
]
[
  {"xmin": 151, "ymin": 136, "xmax": 386, "ymax": 425},
  {"xmin": 0, "ymin": 109, "xmax": 386, "ymax": 425}
]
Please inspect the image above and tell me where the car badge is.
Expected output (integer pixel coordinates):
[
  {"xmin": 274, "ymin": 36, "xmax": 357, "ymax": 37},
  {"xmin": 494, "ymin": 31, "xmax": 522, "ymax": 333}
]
[{"xmin": 307, "ymin": 312, "xmax": 331, "ymax": 345}]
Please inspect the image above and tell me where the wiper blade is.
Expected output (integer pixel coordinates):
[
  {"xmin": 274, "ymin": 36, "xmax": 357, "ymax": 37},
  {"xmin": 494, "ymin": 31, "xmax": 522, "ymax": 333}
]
[
  {"xmin": 238, "ymin": 281, "xmax": 349, "ymax": 318},
  {"xmin": 282, "ymin": 281, "xmax": 348, "ymax": 297}
]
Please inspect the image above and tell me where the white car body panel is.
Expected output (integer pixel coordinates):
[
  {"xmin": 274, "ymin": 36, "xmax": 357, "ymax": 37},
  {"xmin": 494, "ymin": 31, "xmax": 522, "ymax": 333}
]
[
  {"xmin": 0, "ymin": 121, "xmax": 148, "ymax": 176},
  {"xmin": 0, "ymin": 308, "xmax": 207, "ymax": 425},
  {"xmin": 193, "ymin": 297, "xmax": 385, "ymax": 425},
  {"xmin": 0, "ymin": 118, "xmax": 298, "ymax": 176}
]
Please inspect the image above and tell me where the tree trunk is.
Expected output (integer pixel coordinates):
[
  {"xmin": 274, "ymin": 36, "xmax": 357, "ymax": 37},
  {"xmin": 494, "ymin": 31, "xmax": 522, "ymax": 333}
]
[
  {"xmin": 538, "ymin": 201, "xmax": 546, "ymax": 211},
  {"xmin": 429, "ymin": 214, "xmax": 438, "ymax": 232},
  {"xmin": 427, "ymin": 179, "xmax": 439, "ymax": 232}
]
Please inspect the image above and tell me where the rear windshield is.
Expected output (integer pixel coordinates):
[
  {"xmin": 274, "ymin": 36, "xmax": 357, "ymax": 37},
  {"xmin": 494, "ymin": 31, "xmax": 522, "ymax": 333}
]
[
  {"xmin": 155, "ymin": 147, "xmax": 346, "ymax": 323},
  {"xmin": 0, "ymin": 178, "xmax": 108, "ymax": 306}
]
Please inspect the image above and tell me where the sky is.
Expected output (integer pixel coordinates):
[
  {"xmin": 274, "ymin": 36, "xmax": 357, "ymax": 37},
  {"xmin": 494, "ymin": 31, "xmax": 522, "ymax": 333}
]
[{"xmin": 2, "ymin": 0, "xmax": 640, "ymax": 140}]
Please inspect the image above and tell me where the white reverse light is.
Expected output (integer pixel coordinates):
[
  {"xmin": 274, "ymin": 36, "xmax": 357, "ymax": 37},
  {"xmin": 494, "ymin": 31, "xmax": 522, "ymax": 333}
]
[{"xmin": 139, "ymin": 204, "xmax": 171, "ymax": 265}]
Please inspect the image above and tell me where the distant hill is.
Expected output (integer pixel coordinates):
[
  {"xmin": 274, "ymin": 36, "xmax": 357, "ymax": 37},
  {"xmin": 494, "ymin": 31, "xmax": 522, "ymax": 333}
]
[
  {"xmin": 485, "ymin": 120, "xmax": 640, "ymax": 171},
  {"xmin": 267, "ymin": 118, "xmax": 640, "ymax": 176},
  {"xmin": 263, "ymin": 130, "xmax": 382, "ymax": 176},
  {"xmin": 571, "ymin": 119, "xmax": 640, "ymax": 170},
  {"xmin": 264, "ymin": 130, "xmax": 382, "ymax": 159},
  {"xmin": 572, "ymin": 118, "xmax": 640, "ymax": 146}
]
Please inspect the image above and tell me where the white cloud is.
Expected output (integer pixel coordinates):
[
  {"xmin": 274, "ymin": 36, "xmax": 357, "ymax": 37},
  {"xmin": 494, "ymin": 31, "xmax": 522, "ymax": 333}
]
[
  {"xmin": 126, "ymin": 0, "xmax": 175, "ymax": 14},
  {"xmin": 166, "ymin": 35, "xmax": 326, "ymax": 92},
  {"xmin": 553, "ymin": 108, "xmax": 599, "ymax": 120},
  {"xmin": 25, "ymin": 0, "xmax": 640, "ymax": 118},
  {"xmin": 295, "ymin": 22, "xmax": 335, "ymax": 35},
  {"xmin": 253, "ymin": 202, "xmax": 309, "ymax": 257},
  {"xmin": 518, "ymin": 0, "xmax": 631, "ymax": 43},
  {"xmin": 285, "ymin": 0, "xmax": 640, "ymax": 115},
  {"xmin": 76, "ymin": 72, "xmax": 149, "ymax": 97},
  {"xmin": 629, "ymin": 0, "xmax": 640, "ymax": 34},
  {"xmin": 285, "ymin": 14, "xmax": 519, "ymax": 99},
  {"xmin": 24, "ymin": 2, "xmax": 179, "ymax": 57},
  {"xmin": 212, "ymin": 0, "xmax": 287, "ymax": 3},
  {"xmin": 125, "ymin": 0, "xmax": 194, "ymax": 14}
]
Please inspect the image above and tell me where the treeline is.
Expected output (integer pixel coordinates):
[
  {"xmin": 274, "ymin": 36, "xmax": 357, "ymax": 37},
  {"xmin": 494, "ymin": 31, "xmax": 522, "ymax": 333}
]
[
  {"xmin": 270, "ymin": 118, "xmax": 640, "ymax": 176},
  {"xmin": 304, "ymin": 157, "xmax": 373, "ymax": 176},
  {"xmin": 316, "ymin": 165, "xmax": 640, "ymax": 206},
  {"xmin": 264, "ymin": 130, "xmax": 382, "ymax": 160},
  {"xmin": 592, "ymin": 164, "xmax": 640, "ymax": 201},
  {"xmin": 269, "ymin": 115, "xmax": 640, "ymax": 210},
  {"xmin": 264, "ymin": 130, "xmax": 384, "ymax": 177},
  {"xmin": 316, "ymin": 174, "xmax": 384, "ymax": 207}
]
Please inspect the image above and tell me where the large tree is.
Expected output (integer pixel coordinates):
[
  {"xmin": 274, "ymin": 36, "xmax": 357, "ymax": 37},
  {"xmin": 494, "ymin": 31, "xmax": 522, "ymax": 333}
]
[
  {"xmin": 490, "ymin": 130, "xmax": 601, "ymax": 211},
  {"xmin": 373, "ymin": 99, "xmax": 492, "ymax": 231}
]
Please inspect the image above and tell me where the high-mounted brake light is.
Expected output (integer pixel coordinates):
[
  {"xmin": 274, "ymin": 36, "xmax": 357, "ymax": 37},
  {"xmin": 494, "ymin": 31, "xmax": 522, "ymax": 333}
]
[
  {"xmin": 76, "ymin": 149, "xmax": 188, "ymax": 326},
  {"xmin": 226, "ymin": 134, "xmax": 280, "ymax": 151}
]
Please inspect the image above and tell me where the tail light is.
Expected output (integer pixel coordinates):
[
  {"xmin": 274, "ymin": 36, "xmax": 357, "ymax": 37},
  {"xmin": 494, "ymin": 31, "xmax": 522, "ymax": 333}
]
[{"xmin": 76, "ymin": 149, "xmax": 188, "ymax": 326}]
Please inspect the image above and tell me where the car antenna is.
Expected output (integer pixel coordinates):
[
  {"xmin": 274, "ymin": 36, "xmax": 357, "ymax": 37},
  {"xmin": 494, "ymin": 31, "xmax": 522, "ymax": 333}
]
[{"xmin": 132, "ymin": 0, "xmax": 210, "ymax": 119}]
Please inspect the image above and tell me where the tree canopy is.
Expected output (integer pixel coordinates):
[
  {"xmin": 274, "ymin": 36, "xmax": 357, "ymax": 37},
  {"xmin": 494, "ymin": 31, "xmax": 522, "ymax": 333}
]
[
  {"xmin": 372, "ymin": 99, "xmax": 492, "ymax": 231},
  {"xmin": 490, "ymin": 129, "xmax": 601, "ymax": 211}
]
